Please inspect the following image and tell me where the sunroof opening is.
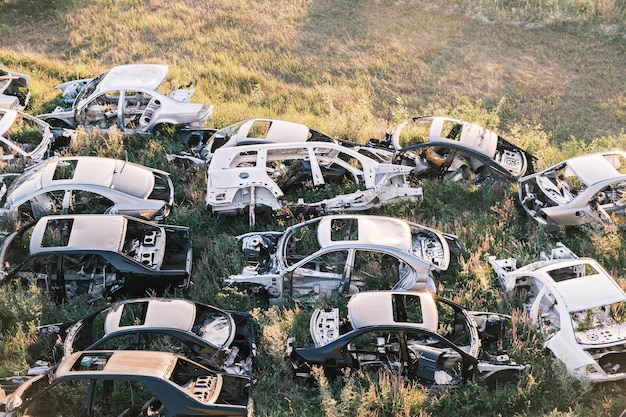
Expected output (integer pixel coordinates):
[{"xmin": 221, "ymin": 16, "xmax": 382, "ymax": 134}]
[
  {"xmin": 41, "ymin": 218, "xmax": 74, "ymax": 247},
  {"xmin": 52, "ymin": 159, "xmax": 78, "ymax": 180}
]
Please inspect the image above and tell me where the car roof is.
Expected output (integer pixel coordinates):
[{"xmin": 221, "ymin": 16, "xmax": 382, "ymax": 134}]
[
  {"xmin": 316, "ymin": 215, "xmax": 413, "ymax": 250},
  {"xmin": 564, "ymin": 152, "xmax": 624, "ymax": 185},
  {"xmin": 423, "ymin": 116, "xmax": 498, "ymax": 156},
  {"xmin": 56, "ymin": 350, "xmax": 176, "ymax": 379},
  {"xmin": 19, "ymin": 157, "xmax": 155, "ymax": 199},
  {"xmin": 223, "ymin": 118, "xmax": 311, "ymax": 145},
  {"xmin": 96, "ymin": 64, "xmax": 169, "ymax": 92},
  {"xmin": 533, "ymin": 259, "xmax": 626, "ymax": 311},
  {"xmin": 30, "ymin": 214, "xmax": 127, "ymax": 254},
  {"xmin": 347, "ymin": 291, "xmax": 438, "ymax": 331},
  {"xmin": 105, "ymin": 298, "xmax": 197, "ymax": 334},
  {"xmin": 211, "ymin": 140, "xmax": 381, "ymax": 166}
]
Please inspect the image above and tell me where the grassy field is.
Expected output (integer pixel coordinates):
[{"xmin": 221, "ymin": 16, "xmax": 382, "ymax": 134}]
[{"xmin": 1, "ymin": 0, "xmax": 626, "ymax": 416}]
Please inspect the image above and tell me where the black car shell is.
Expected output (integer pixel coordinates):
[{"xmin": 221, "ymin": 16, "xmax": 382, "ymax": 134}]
[
  {"xmin": 53, "ymin": 298, "xmax": 256, "ymax": 376},
  {"xmin": 0, "ymin": 215, "xmax": 192, "ymax": 301}
]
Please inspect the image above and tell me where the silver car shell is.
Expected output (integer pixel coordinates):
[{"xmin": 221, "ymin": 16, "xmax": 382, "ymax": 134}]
[
  {"xmin": 224, "ymin": 215, "xmax": 460, "ymax": 303},
  {"xmin": 519, "ymin": 150, "xmax": 626, "ymax": 226},
  {"xmin": 1, "ymin": 156, "xmax": 173, "ymax": 225},
  {"xmin": 237, "ymin": 214, "xmax": 462, "ymax": 272},
  {"xmin": 38, "ymin": 64, "xmax": 212, "ymax": 134},
  {"xmin": 489, "ymin": 244, "xmax": 626, "ymax": 382}
]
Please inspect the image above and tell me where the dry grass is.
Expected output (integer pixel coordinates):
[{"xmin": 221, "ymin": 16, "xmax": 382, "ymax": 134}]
[{"xmin": 1, "ymin": 0, "xmax": 625, "ymax": 142}]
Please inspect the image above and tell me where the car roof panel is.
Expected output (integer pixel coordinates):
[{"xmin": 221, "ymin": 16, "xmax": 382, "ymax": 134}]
[
  {"xmin": 348, "ymin": 291, "xmax": 438, "ymax": 331},
  {"xmin": 316, "ymin": 215, "xmax": 412, "ymax": 250},
  {"xmin": 565, "ymin": 153, "xmax": 621, "ymax": 185},
  {"xmin": 57, "ymin": 350, "xmax": 175, "ymax": 378},
  {"xmin": 30, "ymin": 214, "xmax": 125, "ymax": 254},
  {"xmin": 105, "ymin": 298, "xmax": 196, "ymax": 334},
  {"xmin": 38, "ymin": 157, "xmax": 155, "ymax": 198},
  {"xmin": 554, "ymin": 273, "xmax": 626, "ymax": 312},
  {"xmin": 97, "ymin": 64, "xmax": 169, "ymax": 93}
]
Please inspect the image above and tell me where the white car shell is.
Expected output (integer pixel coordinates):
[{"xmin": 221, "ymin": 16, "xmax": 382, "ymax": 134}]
[
  {"xmin": 489, "ymin": 243, "xmax": 626, "ymax": 382},
  {"xmin": 38, "ymin": 64, "xmax": 212, "ymax": 134},
  {"xmin": 206, "ymin": 141, "xmax": 423, "ymax": 223},
  {"xmin": 0, "ymin": 156, "xmax": 173, "ymax": 226},
  {"xmin": 390, "ymin": 116, "xmax": 533, "ymax": 180},
  {"xmin": 225, "ymin": 214, "xmax": 465, "ymax": 303}
]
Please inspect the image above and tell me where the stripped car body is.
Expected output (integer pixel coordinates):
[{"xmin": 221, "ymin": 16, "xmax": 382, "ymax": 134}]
[
  {"xmin": 172, "ymin": 118, "xmax": 336, "ymax": 164},
  {"xmin": 37, "ymin": 64, "xmax": 213, "ymax": 134},
  {"xmin": 0, "ymin": 350, "xmax": 253, "ymax": 417},
  {"xmin": 0, "ymin": 156, "xmax": 174, "ymax": 227},
  {"xmin": 388, "ymin": 116, "xmax": 535, "ymax": 183},
  {"xmin": 206, "ymin": 141, "xmax": 423, "ymax": 223},
  {"xmin": 225, "ymin": 214, "xmax": 464, "ymax": 304},
  {"xmin": 0, "ymin": 68, "xmax": 30, "ymax": 110},
  {"xmin": 489, "ymin": 243, "xmax": 626, "ymax": 382},
  {"xmin": 0, "ymin": 109, "xmax": 74, "ymax": 164},
  {"xmin": 0, "ymin": 214, "xmax": 192, "ymax": 301},
  {"xmin": 290, "ymin": 291, "xmax": 528, "ymax": 386},
  {"xmin": 519, "ymin": 150, "xmax": 626, "ymax": 227},
  {"xmin": 37, "ymin": 298, "xmax": 255, "ymax": 376}
]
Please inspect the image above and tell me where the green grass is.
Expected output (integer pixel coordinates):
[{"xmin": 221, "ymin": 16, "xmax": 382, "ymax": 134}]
[{"xmin": 1, "ymin": 0, "xmax": 626, "ymax": 416}]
